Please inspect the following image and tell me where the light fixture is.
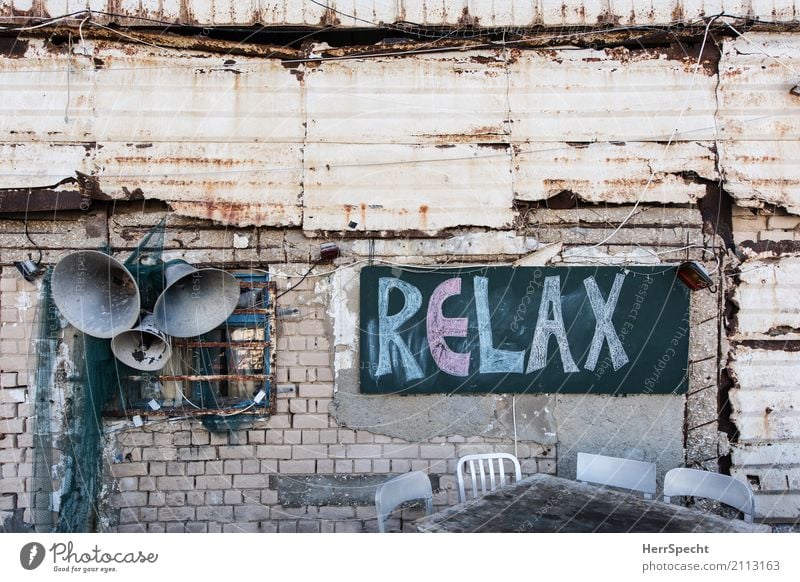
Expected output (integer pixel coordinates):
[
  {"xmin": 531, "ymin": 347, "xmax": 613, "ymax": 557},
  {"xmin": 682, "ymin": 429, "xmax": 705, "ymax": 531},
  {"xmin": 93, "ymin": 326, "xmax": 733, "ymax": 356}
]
[
  {"xmin": 14, "ymin": 259, "xmax": 43, "ymax": 283},
  {"xmin": 677, "ymin": 261, "xmax": 713, "ymax": 291}
]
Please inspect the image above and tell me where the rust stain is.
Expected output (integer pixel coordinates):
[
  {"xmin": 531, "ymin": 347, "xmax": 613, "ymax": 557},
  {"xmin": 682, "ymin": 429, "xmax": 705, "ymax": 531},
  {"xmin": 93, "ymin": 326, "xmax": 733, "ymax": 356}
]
[
  {"xmin": 419, "ymin": 204, "xmax": 429, "ymax": 230},
  {"xmin": 320, "ymin": 7, "xmax": 341, "ymax": 27},
  {"xmin": 360, "ymin": 202, "xmax": 367, "ymax": 227},
  {"xmin": 457, "ymin": 6, "xmax": 480, "ymax": 27}
]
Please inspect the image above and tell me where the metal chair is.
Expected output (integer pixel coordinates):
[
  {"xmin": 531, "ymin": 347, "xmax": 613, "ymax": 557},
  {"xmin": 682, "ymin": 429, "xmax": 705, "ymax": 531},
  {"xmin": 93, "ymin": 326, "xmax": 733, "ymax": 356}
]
[
  {"xmin": 576, "ymin": 452, "xmax": 657, "ymax": 499},
  {"xmin": 374, "ymin": 471, "xmax": 434, "ymax": 533},
  {"xmin": 456, "ymin": 453, "xmax": 522, "ymax": 502},
  {"xmin": 663, "ymin": 468, "xmax": 756, "ymax": 523}
]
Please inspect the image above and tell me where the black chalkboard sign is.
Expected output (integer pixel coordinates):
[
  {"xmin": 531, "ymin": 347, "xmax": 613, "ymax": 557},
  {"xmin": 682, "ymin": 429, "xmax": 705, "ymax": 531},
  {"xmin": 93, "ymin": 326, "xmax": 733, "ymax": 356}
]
[{"xmin": 359, "ymin": 266, "xmax": 690, "ymax": 395}]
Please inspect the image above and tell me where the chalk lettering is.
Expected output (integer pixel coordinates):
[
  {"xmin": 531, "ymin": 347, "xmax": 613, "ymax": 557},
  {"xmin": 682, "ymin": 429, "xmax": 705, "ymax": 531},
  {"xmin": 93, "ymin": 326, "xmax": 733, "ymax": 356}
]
[
  {"xmin": 583, "ymin": 274, "xmax": 629, "ymax": 371},
  {"xmin": 474, "ymin": 276, "xmax": 524, "ymax": 373},
  {"xmin": 526, "ymin": 276, "xmax": 579, "ymax": 374},
  {"xmin": 376, "ymin": 277, "xmax": 423, "ymax": 380},
  {"xmin": 427, "ymin": 278, "xmax": 470, "ymax": 376}
]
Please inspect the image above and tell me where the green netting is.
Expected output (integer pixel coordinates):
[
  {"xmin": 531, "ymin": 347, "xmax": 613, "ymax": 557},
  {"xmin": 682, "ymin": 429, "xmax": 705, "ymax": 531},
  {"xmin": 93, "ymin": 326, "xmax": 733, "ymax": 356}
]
[{"xmin": 44, "ymin": 220, "xmax": 167, "ymax": 532}]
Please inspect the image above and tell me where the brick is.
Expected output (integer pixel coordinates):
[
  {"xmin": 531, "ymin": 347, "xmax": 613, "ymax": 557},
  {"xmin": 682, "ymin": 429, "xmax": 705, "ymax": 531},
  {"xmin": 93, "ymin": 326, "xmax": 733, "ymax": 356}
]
[
  {"xmin": 266, "ymin": 415, "xmax": 291, "ymax": 429},
  {"xmin": 146, "ymin": 523, "xmax": 165, "ymax": 533},
  {"xmin": 109, "ymin": 462, "xmax": 148, "ymax": 478},
  {"xmin": 383, "ymin": 444, "xmax": 419, "ymax": 458},
  {"xmin": 768, "ymin": 215, "xmax": 800, "ymax": 229},
  {"xmin": 224, "ymin": 490, "xmax": 243, "ymax": 505},
  {"xmin": 173, "ymin": 432, "xmax": 191, "ymax": 446},
  {"xmin": 217, "ymin": 445, "xmax": 255, "ymax": 460},
  {"xmin": 289, "ymin": 399, "xmax": 307, "ymax": 414},
  {"xmin": 283, "ymin": 430, "xmax": 301, "ymax": 445},
  {"xmin": 1, "ymin": 418, "xmax": 25, "ymax": 433},
  {"xmin": 234, "ymin": 505, "xmax": 269, "ymax": 522},
  {"xmin": 318, "ymin": 506, "xmax": 356, "ymax": 519},
  {"xmin": 298, "ymin": 320, "xmax": 324, "ymax": 335},
  {"xmin": 148, "ymin": 492, "xmax": 166, "ymax": 507},
  {"xmin": 117, "ymin": 477, "xmax": 139, "ymax": 492},
  {"xmin": 166, "ymin": 462, "xmax": 186, "ymax": 476},
  {"xmin": 278, "ymin": 460, "xmax": 316, "ymax": 473},
  {"xmin": 241, "ymin": 459, "xmax": 260, "ymax": 474},
  {"xmin": 319, "ymin": 429, "xmax": 338, "ymax": 444},
  {"xmin": 419, "ymin": 444, "xmax": 456, "ymax": 459},
  {"xmin": 292, "ymin": 414, "xmax": 328, "ymax": 429},
  {"xmin": 247, "ymin": 430, "xmax": 266, "ymax": 444},
  {"xmin": 206, "ymin": 461, "xmax": 224, "ymax": 475},
  {"xmin": 256, "ymin": 445, "xmax": 292, "ymax": 459},
  {"xmin": 0, "ymin": 388, "xmax": 25, "ymax": 403},
  {"xmin": 373, "ymin": 459, "xmax": 390, "ymax": 473},
  {"xmin": 177, "ymin": 447, "xmax": 218, "ymax": 462},
  {"xmin": 209, "ymin": 432, "xmax": 228, "ymax": 445},
  {"xmin": 223, "ymin": 523, "xmax": 259, "ymax": 532},
  {"xmin": 242, "ymin": 490, "xmax": 260, "ymax": 504},
  {"xmin": 157, "ymin": 476, "xmax": 193, "ymax": 491},
  {"xmin": 142, "ymin": 448, "xmax": 177, "ymax": 461},
  {"xmin": 292, "ymin": 444, "xmax": 327, "ymax": 459},
  {"xmin": 186, "ymin": 491, "xmax": 205, "ymax": 506},
  {"xmin": 223, "ymin": 460, "xmax": 242, "ymax": 474},
  {"xmin": 261, "ymin": 460, "xmax": 277, "ymax": 474},
  {"xmin": 0, "ymin": 372, "xmax": 18, "ymax": 387},
  {"xmin": 154, "ymin": 433, "xmax": 173, "ymax": 446},
  {"xmin": 338, "ymin": 430, "xmax": 356, "ymax": 443},
  {"xmin": 334, "ymin": 460, "xmax": 353, "ymax": 473},
  {"xmin": 195, "ymin": 475, "xmax": 232, "ymax": 490},
  {"xmin": 298, "ymin": 384, "xmax": 333, "ymax": 398},
  {"xmin": 166, "ymin": 492, "xmax": 186, "ymax": 506},
  {"xmin": 355, "ymin": 431, "xmax": 374, "ymax": 443},
  {"xmin": 186, "ymin": 461, "xmax": 205, "ymax": 476},
  {"xmin": 299, "ymin": 352, "xmax": 330, "ymax": 367},
  {"xmin": 353, "ymin": 459, "xmax": 371, "ymax": 473},
  {"xmin": 316, "ymin": 367, "xmax": 334, "ymax": 382},
  {"xmin": 346, "ymin": 444, "xmax": 382, "ymax": 458},
  {"xmin": 759, "ymin": 229, "xmax": 795, "ymax": 241},
  {"xmin": 140, "ymin": 507, "xmax": 158, "ymax": 522},
  {"xmin": 205, "ymin": 491, "xmax": 224, "ymax": 505},
  {"xmin": 117, "ymin": 524, "xmax": 146, "ymax": 533},
  {"xmin": 120, "ymin": 432, "xmax": 154, "ymax": 447},
  {"xmin": 158, "ymin": 507, "xmax": 195, "ymax": 522},
  {"xmin": 186, "ymin": 521, "xmax": 208, "ymax": 533},
  {"xmin": 148, "ymin": 462, "xmax": 166, "ymax": 476},
  {"xmin": 288, "ymin": 368, "xmax": 306, "ymax": 383},
  {"xmin": 110, "ymin": 491, "xmax": 148, "ymax": 507},
  {"xmin": 0, "ymin": 403, "xmax": 17, "ymax": 419},
  {"xmin": 390, "ymin": 459, "xmax": 411, "ymax": 473}
]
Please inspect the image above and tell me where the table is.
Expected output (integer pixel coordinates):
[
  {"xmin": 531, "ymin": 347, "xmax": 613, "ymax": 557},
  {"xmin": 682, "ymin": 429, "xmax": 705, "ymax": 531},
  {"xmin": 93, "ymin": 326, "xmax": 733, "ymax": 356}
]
[{"xmin": 416, "ymin": 474, "xmax": 769, "ymax": 533}]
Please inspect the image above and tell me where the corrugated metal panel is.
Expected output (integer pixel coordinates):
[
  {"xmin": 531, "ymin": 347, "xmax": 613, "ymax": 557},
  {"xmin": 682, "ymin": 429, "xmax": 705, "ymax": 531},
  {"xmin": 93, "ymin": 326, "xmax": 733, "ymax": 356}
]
[
  {"xmin": 0, "ymin": 39, "xmax": 303, "ymax": 226},
  {"xmin": 303, "ymin": 143, "xmax": 515, "ymax": 232},
  {"xmin": 304, "ymin": 51, "xmax": 509, "ymax": 144},
  {"xmin": 514, "ymin": 141, "xmax": 717, "ymax": 203},
  {"xmin": 2, "ymin": 1, "xmax": 800, "ymax": 27},
  {"xmin": 729, "ymin": 346, "xmax": 800, "ymax": 519},
  {"xmin": 733, "ymin": 258, "xmax": 800, "ymax": 339},
  {"xmin": 508, "ymin": 48, "xmax": 717, "ymax": 142},
  {"xmin": 718, "ymin": 34, "xmax": 800, "ymax": 212}
]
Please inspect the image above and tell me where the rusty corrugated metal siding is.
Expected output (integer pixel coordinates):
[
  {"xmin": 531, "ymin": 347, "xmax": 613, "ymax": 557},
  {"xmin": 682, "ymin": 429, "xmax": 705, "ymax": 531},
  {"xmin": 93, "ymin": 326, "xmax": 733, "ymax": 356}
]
[
  {"xmin": 2, "ymin": 0, "xmax": 800, "ymax": 27},
  {"xmin": 729, "ymin": 255, "xmax": 800, "ymax": 521},
  {"xmin": 719, "ymin": 33, "xmax": 800, "ymax": 213}
]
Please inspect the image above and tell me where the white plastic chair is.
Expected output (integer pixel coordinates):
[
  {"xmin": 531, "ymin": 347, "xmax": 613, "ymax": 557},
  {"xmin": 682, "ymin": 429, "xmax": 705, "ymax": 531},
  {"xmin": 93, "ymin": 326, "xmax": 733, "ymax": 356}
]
[
  {"xmin": 576, "ymin": 452, "xmax": 657, "ymax": 499},
  {"xmin": 663, "ymin": 468, "xmax": 756, "ymax": 523},
  {"xmin": 456, "ymin": 453, "xmax": 522, "ymax": 502},
  {"xmin": 374, "ymin": 471, "xmax": 434, "ymax": 533}
]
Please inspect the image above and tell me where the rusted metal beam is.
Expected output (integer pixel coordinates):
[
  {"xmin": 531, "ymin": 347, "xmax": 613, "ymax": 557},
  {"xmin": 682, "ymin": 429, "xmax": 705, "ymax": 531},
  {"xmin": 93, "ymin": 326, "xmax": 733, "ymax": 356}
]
[
  {"xmin": 170, "ymin": 341, "xmax": 271, "ymax": 348},
  {"xmin": 158, "ymin": 374, "xmax": 268, "ymax": 382},
  {"xmin": 0, "ymin": 189, "xmax": 90, "ymax": 213}
]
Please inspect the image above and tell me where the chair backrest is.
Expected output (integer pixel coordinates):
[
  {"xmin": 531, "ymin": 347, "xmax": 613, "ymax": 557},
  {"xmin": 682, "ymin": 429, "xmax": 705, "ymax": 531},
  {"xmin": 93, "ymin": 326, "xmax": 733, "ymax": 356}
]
[
  {"xmin": 663, "ymin": 468, "xmax": 755, "ymax": 523},
  {"xmin": 456, "ymin": 453, "xmax": 522, "ymax": 502},
  {"xmin": 374, "ymin": 471, "xmax": 434, "ymax": 533},
  {"xmin": 576, "ymin": 452, "xmax": 657, "ymax": 499}
]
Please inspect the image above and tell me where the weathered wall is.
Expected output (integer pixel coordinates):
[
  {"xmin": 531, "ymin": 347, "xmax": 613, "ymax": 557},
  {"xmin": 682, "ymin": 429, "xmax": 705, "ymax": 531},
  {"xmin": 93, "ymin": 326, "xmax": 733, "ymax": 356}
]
[
  {"xmin": 728, "ymin": 205, "xmax": 800, "ymax": 522},
  {"xmin": 2, "ymin": 1, "xmax": 800, "ymax": 28}
]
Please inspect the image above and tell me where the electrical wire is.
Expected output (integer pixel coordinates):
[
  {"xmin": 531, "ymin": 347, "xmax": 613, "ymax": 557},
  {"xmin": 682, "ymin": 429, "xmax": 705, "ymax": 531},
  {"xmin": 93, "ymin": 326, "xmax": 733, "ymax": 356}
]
[{"xmin": 276, "ymin": 258, "xmax": 322, "ymax": 298}]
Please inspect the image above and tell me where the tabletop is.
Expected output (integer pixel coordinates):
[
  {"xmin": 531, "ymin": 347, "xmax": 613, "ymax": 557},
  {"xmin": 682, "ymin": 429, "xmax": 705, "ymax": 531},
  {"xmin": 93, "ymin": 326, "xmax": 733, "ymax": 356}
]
[{"xmin": 416, "ymin": 473, "xmax": 769, "ymax": 533}]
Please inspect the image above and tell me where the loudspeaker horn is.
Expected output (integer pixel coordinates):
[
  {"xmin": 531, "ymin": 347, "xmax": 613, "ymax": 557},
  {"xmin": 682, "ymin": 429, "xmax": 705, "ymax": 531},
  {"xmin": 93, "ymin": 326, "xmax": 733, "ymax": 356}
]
[
  {"xmin": 52, "ymin": 250, "xmax": 140, "ymax": 339},
  {"xmin": 111, "ymin": 315, "xmax": 173, "ymax": 371},
  {"xmin": 153, "ymin": 260, "xmax": 240, "ymax": 338}
]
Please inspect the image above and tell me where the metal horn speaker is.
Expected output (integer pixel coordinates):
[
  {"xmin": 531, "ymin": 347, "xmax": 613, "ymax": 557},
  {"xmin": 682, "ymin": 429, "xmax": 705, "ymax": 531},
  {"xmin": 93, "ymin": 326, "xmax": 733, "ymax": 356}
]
[
  {"xmin": 111, "ymin": 315, "xmax": 173, "ymax": 371},
  {"xmin": 153, "ymin": 260, "xmax": 240, "ymax": 338},
  {"xmin": 52, "ymin": 250, "xmax": 141, "ymax": 339}
]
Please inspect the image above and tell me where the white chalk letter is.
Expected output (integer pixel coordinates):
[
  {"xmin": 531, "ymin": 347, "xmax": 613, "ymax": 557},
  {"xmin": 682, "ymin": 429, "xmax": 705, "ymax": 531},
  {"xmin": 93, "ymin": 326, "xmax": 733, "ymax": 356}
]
[
  {"xmin": 583, "ymin": 274, "xmax": 629, "ymax": 371},
  {"xmin": 376, "ymin": 277, "xmax": 424, "ymax": 380},
  {"xmin": 474, "ymin": 276, "xmax": 524, "ymax": 373},
  {"xmin": 526, "ymin": 276, "xmax": 579, "ymax": 373}
]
